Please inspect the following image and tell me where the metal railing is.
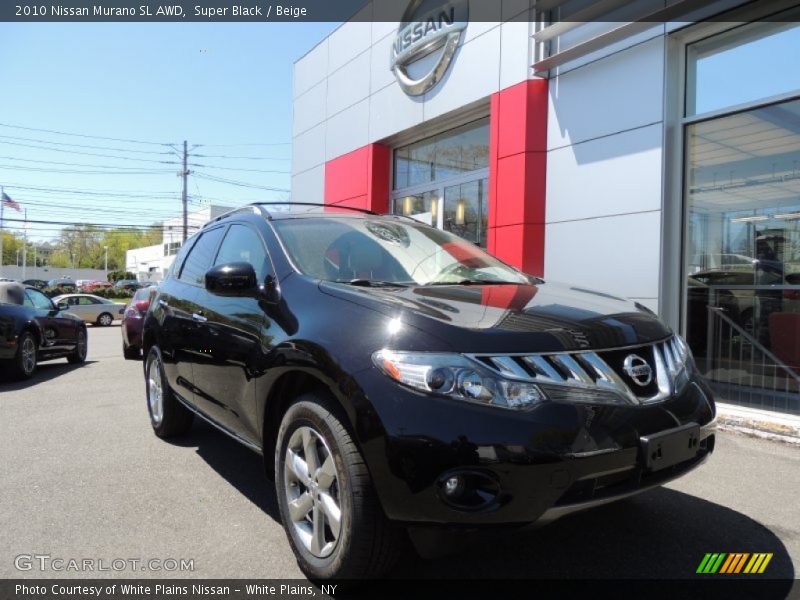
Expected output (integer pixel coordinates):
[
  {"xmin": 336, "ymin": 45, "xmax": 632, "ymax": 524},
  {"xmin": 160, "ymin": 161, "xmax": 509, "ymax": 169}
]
[{"xmin": 705, "ymin": 305, "xmax": 800, "ymax": 414}]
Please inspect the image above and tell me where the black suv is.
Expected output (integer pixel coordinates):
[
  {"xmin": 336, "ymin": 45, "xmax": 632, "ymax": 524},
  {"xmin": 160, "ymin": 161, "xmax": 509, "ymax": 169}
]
[{"xmin": 142, "ymin": 203, "xmax": 715, "ymax": 580}]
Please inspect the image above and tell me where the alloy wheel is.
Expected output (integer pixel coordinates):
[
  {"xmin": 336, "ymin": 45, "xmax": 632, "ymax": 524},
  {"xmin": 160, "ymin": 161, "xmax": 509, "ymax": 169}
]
[
  {"xmin": 21, "ymin": 337, "xmax": 36, "ymax": 375},
  {"xmin": 147, "ymin": 354, "xmax": 164, "ymax": 425},
  {"xmin": 283, "ymin": 426, "xmax": 342, "ymax": 558}
]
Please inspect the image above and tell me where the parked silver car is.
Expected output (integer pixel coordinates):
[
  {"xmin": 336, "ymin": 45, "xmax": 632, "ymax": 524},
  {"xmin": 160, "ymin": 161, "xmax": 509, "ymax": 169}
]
[{"xmin": 52, "ymin": 294, "xmax": 126, "ymax": 326}]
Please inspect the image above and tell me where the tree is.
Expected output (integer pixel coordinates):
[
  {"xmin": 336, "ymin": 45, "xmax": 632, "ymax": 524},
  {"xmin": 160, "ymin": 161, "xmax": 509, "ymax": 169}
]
[{"xmin": 0, "ymin": 231, "xmax": 24, "ymax": 266}]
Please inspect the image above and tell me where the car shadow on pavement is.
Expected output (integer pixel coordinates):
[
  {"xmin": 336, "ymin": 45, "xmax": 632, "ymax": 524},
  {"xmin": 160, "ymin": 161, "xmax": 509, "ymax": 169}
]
[
  {"xmin": 165, "ymin": 421, "xmax": 794, "ymax": 591},
  {"xmin": 0, "ymin": 360, "xmax": 98, "ymax": 390},
  {"xmin": 164, "ymin": 419, "xmax": 282, "ymax": 521},
  {"xmin": 387, "ymin": 486, "xmax": 794, "ymax": 582}
]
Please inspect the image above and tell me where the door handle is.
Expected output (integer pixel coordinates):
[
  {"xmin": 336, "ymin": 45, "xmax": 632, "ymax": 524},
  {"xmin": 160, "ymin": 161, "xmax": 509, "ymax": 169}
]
[{"xmin": 192, "ymin": 312, "xmax": 208, "ymax": 323}]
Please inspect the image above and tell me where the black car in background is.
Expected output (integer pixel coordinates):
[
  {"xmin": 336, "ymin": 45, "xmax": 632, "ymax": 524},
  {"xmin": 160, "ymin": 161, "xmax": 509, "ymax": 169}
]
[
  {"xmin": 141, "ymin": 203, "xmax": 716, "ymax": 580},
  {"xmin": 22, "ymin": 279, "xmax": 48, "ymax": 290},
  {"xmin": 0, "ymin": 282, "xmax": 87, "ymax": 379},
  {"xmin": 114, "ymin": 279, "xmax": 141, "ymax": 292}
]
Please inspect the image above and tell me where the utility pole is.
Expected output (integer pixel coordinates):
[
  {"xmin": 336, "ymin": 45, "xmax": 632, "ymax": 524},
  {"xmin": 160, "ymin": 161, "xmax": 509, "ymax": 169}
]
[
  {"xmin": 0, "ymin": 185, "xmax": 4, "ymax": 275},
  {"xmin": 181, "ymin": 140, "xmax": 189, "ymax": 243},
  {"xmin": 21, "ymin": 209, "xmax": 27, "ymax": 280}
]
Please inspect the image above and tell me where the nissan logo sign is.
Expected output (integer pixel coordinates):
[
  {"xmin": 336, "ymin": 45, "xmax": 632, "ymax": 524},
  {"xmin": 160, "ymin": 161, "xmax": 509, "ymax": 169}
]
[
  {"xmin": 623, "ymin": 354, "xmax": 654, "ymax": 387},
  {"xmin": 391, "ymin": 0, "xmax": 469, "ymax": 97}
]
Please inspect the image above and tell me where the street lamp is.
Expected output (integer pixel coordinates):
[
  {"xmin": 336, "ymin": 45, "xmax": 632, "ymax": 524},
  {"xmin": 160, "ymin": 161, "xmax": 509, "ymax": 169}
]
[
  {"xmin": 16, "ymin": 249, "xmax": 20, "ymax": 267},
  {"xmin": 104, "ymin": 245, "xmax": 109, "ymax": 278}
]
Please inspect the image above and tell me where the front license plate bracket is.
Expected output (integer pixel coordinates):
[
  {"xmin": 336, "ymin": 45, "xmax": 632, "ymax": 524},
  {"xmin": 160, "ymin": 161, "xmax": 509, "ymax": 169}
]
[{"xmin": 640, "ymin": 422, "xmax": 701, "ymax": 472}]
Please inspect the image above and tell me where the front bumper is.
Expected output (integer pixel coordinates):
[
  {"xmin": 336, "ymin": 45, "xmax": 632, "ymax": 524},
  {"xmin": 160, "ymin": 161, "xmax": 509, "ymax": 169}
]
[{"xmin": 355, "ymin": 368, "xmax": 716, "ymax": 526}]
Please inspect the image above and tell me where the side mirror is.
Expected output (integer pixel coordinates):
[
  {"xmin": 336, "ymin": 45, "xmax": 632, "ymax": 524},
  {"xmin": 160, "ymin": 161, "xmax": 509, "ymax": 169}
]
[
  {"xmin": 56, "ymin": 301, "xmax": 69, "ymax": 311},
  {"xmin": 205, "ymin": 262, "xmax": 258, "ymax": 296}
]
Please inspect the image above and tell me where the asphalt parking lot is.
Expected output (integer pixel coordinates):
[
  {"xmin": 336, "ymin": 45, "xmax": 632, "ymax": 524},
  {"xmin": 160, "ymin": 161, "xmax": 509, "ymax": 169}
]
[{"xmin": 1, "ymin": 326, "xmax": 799, "ymax": 585}]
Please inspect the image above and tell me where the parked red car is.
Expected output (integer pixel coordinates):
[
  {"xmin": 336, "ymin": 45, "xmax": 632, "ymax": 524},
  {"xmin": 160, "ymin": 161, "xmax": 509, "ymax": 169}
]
[
  {"xmin": 84, "ymin": 280, "xmax": 113, "ymax": 292},
  {"xmin": 121, "ymin": 286, "xmax": 157, "ymax": 359}
]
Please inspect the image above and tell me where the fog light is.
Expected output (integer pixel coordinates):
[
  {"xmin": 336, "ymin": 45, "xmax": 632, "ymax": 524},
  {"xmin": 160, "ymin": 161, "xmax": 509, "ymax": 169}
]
[{"xmin": 443, "ymin": 475, "xmax": 465, "ymax": 498}]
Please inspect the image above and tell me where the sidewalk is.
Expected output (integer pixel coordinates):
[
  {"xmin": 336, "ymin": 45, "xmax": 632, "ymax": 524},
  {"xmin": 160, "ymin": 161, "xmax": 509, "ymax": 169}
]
[{"xmin": 716, "ymin": 402, "xmax": 800, "ymax": 445}]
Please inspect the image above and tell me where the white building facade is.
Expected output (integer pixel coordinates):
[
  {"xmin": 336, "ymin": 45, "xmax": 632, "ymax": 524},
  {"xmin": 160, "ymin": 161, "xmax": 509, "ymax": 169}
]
[
  {"xmin": 292, "ymin": 1, "xmax": 800, "ymax": 415},
  {"xmin": 125, "ymin": 205, "xmax": 230, "ymax": 280}
]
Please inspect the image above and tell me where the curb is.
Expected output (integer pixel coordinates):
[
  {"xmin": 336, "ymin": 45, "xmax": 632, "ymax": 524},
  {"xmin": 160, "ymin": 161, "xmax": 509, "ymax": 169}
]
[{"xmin": 715, "ymin": 403, "xmax": 800, "ymax": 445}]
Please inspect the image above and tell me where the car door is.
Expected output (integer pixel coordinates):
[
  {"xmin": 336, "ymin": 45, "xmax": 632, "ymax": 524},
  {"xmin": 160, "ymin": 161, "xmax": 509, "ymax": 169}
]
[
  {"xmin": 23, "ymin": 288, "xmax": 78, "ymax": 353},
  {"xmin": 165, "ymin": 225, "xmax": 227, "ymax": 410},
  {"xmin": 191, "ymin": 222, "xmax": 274, "ymax": 443}
]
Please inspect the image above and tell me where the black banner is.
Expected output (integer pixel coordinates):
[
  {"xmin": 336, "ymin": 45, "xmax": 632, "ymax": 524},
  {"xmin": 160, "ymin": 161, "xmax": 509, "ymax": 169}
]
[
  {"xmin": 1, "ymin": 0, "xmax": 798, "ymax": 23},
  {"xmin": 2, "ymin": 579, "xmax": 799, "ymax": 600}
]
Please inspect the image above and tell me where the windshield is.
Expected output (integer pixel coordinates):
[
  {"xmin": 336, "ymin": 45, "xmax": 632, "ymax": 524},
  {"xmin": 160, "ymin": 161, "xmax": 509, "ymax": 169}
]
[{"xmin": 271, "ymin": 217, "xmax": 530, "ymax": 286}]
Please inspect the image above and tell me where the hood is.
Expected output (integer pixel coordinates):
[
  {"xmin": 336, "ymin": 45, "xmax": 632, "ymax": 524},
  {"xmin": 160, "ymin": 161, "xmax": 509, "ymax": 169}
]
[{"xmin": 319, "ymin": 280, "xmax": 670, "ymax": 354}]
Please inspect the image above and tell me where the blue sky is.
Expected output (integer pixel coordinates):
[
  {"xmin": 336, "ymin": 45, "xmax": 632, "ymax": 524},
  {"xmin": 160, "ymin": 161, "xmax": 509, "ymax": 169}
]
[{"xmin": 0, "ymin": 22, "xmax": 337, "ymax": 241}]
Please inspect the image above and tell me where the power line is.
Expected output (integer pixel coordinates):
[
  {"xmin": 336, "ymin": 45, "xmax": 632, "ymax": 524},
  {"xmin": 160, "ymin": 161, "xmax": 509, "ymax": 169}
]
[
  {"xmin": 0, "ymin": 164, "xmax": 174, "ymax": 175},
  {"xmin": 193, "ymin": 171, "xmax": 290, "ymax": 192},
  {"xmin": 0, "ymin": 139, "xmax": 181, "ymax": 164},
  {"xmin": 0, "ymin": 121, "xmax": 172, "ymax": 146},
  {"xmin": 0, "ymin": 133, "xmax": 176, "ymax": 155},
  {"xmin": 198, "ymin": 142, "xmax": 291, "ymax": 148},
  {"xmin": 189, "ymin": 163, "xmax": 290, "ymax": 174},
  {"xmin": 0, "ymin": 155, "xmax": 180, "ymax": 171},
  {"xmin": 192, "ymin": 153, "xmax": 290, "ymax": 161}
]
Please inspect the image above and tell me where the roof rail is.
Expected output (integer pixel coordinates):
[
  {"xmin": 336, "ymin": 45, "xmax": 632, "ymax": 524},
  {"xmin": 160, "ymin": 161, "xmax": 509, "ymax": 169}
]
[
  {"xmin": 202, "ymin": 205, "xmax": 262, "ymax": 228},
  {"xmin": 252, "ymin": 202, "xmax": 377, "ymax": 217}
]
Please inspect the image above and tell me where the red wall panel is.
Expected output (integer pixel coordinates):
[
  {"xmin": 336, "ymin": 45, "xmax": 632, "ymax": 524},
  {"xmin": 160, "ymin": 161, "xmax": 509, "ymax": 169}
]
[
  {"xmin": 324, "ymin": 143, "xmax": 391, "ymax": 212},
  {"xmin": 487, "ymin": 79, "xmax": 548, "ymax": 277}
]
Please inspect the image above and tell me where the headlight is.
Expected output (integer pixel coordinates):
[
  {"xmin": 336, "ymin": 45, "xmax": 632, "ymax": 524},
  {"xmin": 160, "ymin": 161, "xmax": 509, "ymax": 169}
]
[{"xmin": 372, "ymin": 350, "xmax": 545, "ymax": 410}]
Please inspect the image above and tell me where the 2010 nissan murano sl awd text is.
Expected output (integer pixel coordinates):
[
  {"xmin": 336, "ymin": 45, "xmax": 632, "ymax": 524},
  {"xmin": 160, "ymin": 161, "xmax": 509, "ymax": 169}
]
[{"xmin": 141, "ymin": 203, "xmax": 716, "ymax": 580}]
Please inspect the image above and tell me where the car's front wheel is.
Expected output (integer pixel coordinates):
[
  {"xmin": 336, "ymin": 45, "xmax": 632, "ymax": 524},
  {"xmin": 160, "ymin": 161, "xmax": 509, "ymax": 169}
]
[
  {"xmin": 145, "ymin": 347, "xmax": 193, "ymax": 438},
  {"xmin": 275, "ymin": 394, "xmax": 403, "ymax": 580}
]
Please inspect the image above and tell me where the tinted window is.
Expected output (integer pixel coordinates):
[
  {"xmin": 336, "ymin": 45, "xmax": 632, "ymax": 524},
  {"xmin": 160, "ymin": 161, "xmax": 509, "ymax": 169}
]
[
  {"xmin": 214, "ymin": 224, "xmax": 269, "ymax": 279},
  {"xmin": 179, "ymin": 227, "xmax": 225, "ymax": 285},
  {"xmin": 25, "ymin": 289, "xmax": 54, "ymax": 310}
]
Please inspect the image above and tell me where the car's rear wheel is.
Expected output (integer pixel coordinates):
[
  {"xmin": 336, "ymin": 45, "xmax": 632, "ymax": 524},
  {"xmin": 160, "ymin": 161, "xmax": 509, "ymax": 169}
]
[
  {"xmin": 67, "ymin": 328, "xmax": 87, "ymax": 364},
  {"xmin": 123, "ymin": 342, "xmax": 140, "ymax": 360},
  {"xmin": 145, "ymin": 347, "xmax": 193, "ymax": 438},
  {"xmin": 96, "ymin": 312, "xmax": 113, "ymax": 327},
  {"xmin": 275, "ymin": 394, "xmax": 404, "ymax": 580},
  {"xmin": 12, "ymin": 331, "xmax": 38, "ymax": 380}
]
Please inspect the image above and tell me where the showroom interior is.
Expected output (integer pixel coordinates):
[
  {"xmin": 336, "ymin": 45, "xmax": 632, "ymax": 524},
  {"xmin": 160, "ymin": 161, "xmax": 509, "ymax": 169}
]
[{"xmin": 291, "ymin": 0, "xmax": 800, "ymax": 416}]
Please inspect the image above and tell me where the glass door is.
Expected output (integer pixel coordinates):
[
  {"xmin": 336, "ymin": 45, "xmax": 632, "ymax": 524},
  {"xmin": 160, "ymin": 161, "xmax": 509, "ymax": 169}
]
[{"xmin": 443, "ymin": 178, "xmax": 488, "ymax": 247}]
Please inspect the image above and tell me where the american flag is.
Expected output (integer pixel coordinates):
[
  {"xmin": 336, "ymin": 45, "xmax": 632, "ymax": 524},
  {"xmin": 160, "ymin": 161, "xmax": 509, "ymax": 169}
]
[{"xmin": 1, "ymin": 191, "xmax": 21, "ymax": 212}]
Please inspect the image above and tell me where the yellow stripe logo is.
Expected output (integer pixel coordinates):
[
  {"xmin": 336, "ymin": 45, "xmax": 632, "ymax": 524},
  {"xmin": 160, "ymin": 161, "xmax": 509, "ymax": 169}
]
[{"xmin": 697, "ymin": 553, "xmax": 773, "ymax": 574}]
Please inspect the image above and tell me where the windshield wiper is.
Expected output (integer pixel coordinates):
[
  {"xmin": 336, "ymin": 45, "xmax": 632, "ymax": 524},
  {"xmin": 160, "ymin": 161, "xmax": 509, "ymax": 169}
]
[
  {"xmin": 341, "ymin": 279, "xmax": 409, "ymax": 288},
  {"xmin": 426, "ymin": 279, "xmax": 521, "ymax": 286}
]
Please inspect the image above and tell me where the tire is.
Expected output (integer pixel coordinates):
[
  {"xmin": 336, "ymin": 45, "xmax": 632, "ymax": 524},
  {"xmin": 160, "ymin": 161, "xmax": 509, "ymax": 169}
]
[
  {"xmin": 123, "ymin": 342, "xmax": 140, "ymax": 360},
  {"xmin": 96, "ymin": 312, "xmax": 113, "ymax": 327},
  {"xmin": 67, "ymin": 328, "xmax": 88, "ymax": 364},
  {"xmin": 12, "ymin": 331, "xmax": 38, "ymax": 380},
  {"xmin": 275, "ymin": 394, "xmax": 404, "ymax": 580},
  {"xmin": 144, "ymin": 346, "xmax": 193, "ymax": 438}
]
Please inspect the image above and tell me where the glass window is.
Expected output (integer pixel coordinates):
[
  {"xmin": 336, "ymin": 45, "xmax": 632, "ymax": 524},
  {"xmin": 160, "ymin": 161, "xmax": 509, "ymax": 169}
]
[
  {"xmin": 687, "ymin": 21, "xmax": 800, "ymax": 117},
  {"xmin": 179, "ymin": 227, "xmax": 225, "ymax": 285},
  {"xmin": 393, "ymin": 119, "xmax": 489, "ymax": 189},
  {"xmin": 392, "ymin": 190, "xmax": 439, "ymax": 227},
  {"xmin": 271, "ymin": 217, "xmax": 528, "ymax": 286},
  {"xmin": 685, "ymin": 98, "xmax": 800, "ymax": 413},
  {"xmin": 24, "ymin": 289, "xmax": 54, "ymax": 311},
  {"xmin": 214, "ymin": 224, "xmax": 269, "ymax": 279},
  {"xmin": 443, "ymin": 178, "xmax": 488, "ymax": 247}
]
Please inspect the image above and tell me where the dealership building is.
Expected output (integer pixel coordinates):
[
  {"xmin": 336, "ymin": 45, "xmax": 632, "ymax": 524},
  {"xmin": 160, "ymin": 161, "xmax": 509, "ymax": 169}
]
[{"xmin": 291, "ymin": 0, "xmax": 800, "ymax": 416}]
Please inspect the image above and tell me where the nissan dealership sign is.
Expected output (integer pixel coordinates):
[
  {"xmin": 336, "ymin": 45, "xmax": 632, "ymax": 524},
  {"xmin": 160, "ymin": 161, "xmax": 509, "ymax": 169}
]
[{"xmin": 391, "ymin": 0, "xmax": 469, "ymax": 96}]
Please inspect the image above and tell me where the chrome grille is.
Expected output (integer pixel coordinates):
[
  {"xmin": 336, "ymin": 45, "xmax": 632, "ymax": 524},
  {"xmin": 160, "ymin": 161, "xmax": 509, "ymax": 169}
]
[{"xmin": 470, "ymin": 336, "xmax": 691, "ymax": 406}]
